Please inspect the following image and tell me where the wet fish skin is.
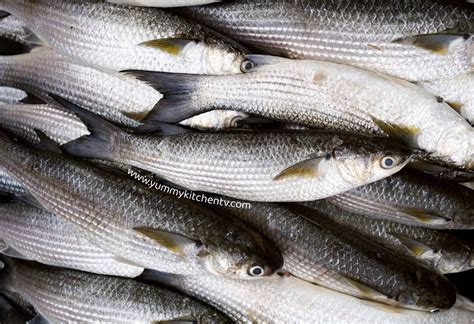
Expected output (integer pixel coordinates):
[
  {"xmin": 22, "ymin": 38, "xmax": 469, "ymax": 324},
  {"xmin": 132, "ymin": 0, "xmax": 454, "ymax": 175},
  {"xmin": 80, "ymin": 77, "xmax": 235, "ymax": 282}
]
[
  {"xmin": 0, "ymin": 202, "xmax": 144, "ymax": 277},
  {"xmin": 0, "ymin": 14, "xmax": 34, "ymax": 55},
  {"xmin": 328, "ymin": 170, "xmax": 474, "ymax": 229},
  {"xmin": 132, "ymin": 55, "xmax": 474, "ymax": 170},
  {"xmin": 0, "ymin": 47, "xmax": 162, "ymax": 127},
  {"xmin": 222, "ymin": 201, "xmax": 457, "ymax": 311},
  {"xmin": 302, "ymin": 200, "xmax": 474, "ymax": 274},
  {"xmin": 0, "ymin": 101, "xmax": 89, "ymax": 145},
  {"xmin": 0, "ymin": 0, "xmax": 246, "ymax": 74},
  {"xmin": 0, "ymin": 295, "xmax": 32, "ymax": 324},
  {"xmin": 107, "ymin": 0, "xmax": 222, "ymax": 7},
  {"xmin": 0, "ymin": 258, "xmax": 230, "ymax": 323},
  {"xmin": 175, "ymin": 0, "xmax": 474, "ymax": 81},
  {"xmin": 419, "ymin": 73, "xmax": 474, "ymax": 124},
  {"xmin": 0, "ymin": 167, "xmax": 25, "ymax": 195},
  {"xmin": 0, "ymin": 133, "xmax": 282, "ymax": 279},
  {"xmin": 0, "ymin": 86, "xmax": 26, "ymax": 103},
  {"xmin": 59, "ymin": 102, "xmax": 412, "ymax": 202},
  {"xmin": 144, "ymin": 271, "xmax": 471, "ymax": 323}
]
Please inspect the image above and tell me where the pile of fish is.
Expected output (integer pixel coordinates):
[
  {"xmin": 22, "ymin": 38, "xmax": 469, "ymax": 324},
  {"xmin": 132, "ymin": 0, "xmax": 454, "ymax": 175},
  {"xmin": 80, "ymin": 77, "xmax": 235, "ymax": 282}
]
[{"xmin": 0, "ymin": 0, "xmax": 473, "ymax": 323}]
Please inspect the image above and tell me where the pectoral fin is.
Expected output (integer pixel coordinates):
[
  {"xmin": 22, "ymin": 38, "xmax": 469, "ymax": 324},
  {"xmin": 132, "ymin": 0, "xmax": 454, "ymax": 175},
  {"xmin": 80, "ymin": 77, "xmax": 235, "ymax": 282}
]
[
  {"xmin": 133, "ymin": 227, "xmax": 199, "ymax": 256},
  {"xmin": 139, "ymin": 39, "xmax": 195, "ymax": 56},
  {"xmin": 390, "ymin": 233, "xmax": 433, "ymax": 257},
  {"xmin": 0, "ymin": 246, "xmax": 31, "ymax": 260},
  {"xmin": 344, "ymin": 277, "xmax": 391, "ymax": 303},
  {"xmin": 401, "ymin": 207, "xmax": 451, "ymax": 224},
  {"xmin": 273, "ymin": 156, "xmax": 327, "ymax": 181},
  {"xmin": 446, "ymin": 101, "xmax": 464, "ymax": 113},
  {"xmin": 392, "ymin": 34, "xmax": 470, "ymax": 55},
  {"xmin": 371, "ymin": 117, "xmax": 419, "ymax": 147}
]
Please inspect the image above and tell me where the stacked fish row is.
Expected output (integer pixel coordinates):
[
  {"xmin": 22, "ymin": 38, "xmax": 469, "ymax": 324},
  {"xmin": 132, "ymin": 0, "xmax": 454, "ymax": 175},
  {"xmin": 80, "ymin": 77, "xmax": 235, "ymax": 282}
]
[{"xmin": 0, "ymin": 0, "xmax": 473, "ymax": 323}]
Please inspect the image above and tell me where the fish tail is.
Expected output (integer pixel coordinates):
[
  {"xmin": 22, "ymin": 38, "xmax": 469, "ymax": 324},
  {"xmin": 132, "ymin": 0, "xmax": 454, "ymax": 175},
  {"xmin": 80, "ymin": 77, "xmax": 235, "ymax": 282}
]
[
  {"xmin": 123, "ymin": 70, "xmax": 207, "ymax": 124},
  {"xmin": 0, "ymin": 11, "xmax": 9, "ymax": 19},
  {"xmin": 50, "ymin": 94, "xmax": 122, "ymax": 160}
]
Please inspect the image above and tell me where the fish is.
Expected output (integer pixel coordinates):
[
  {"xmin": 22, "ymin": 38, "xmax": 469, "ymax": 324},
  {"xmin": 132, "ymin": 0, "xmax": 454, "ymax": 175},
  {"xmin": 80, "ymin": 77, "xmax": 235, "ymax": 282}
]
[
  {"xmin": 129, "ymin": 55, "xmax": 474, "ymax": 170},
  {"xmin": 302, "ymin": 199, "xmax": 474, "ymax": 274},
  {"xmin": 0, "ymin": 86, "xmax": 26, "ymax": 104},
  {"xmin": 0, "ymin": 167, "xmax": 25, "ymax": 196},
  {"xmin": 326, "ymin": 170, "xmax": 474, "ymax": 229},
  {"xmin": 106, "ymin": 0, "xmax": 222, "ymax": 7},
  {"xmin": 0, "ymin": 202, "xmax": 144, "ymax": 277},
  {"xmin": 0, "ymin": 14, "xmax": 34, "ymax": 55},
  {"xmin": 0, "ymin": 48, "xmax": 162, "ymax": 128},
  {"xmin": 58, "ymin": 97, "xmax": 413, "ymax": 202},
  {"xmin": 0, "ymin": 132, "xmax": 282, "ymax": 279},
  {"xmin": 175, "ymin": 0, "xmax": 474, "ymax": 81},
  {"xmin": 143, "ymin": 272, "xmax": 472, "ymax": 322},
  {"xmin": 418, "ymin": 73, "xmax": 474, "ymax": 124},
  {"xmin": 221, "ymin": 201, "xmax": 457, "ymax": 311},
  {"xmin": 0, "ymin": 0, "xmax": 247, "ymax": 74},
  {"xmin": 179, "ymin": 110, "xmax": 250, "ymax": 130},
  {"xmin": 0, "ymin": 257, "xmax": 230, "ymax": 323},
  {"xmin": 0, "ymin": 101, "xmax": 89, "ymax": 145}
]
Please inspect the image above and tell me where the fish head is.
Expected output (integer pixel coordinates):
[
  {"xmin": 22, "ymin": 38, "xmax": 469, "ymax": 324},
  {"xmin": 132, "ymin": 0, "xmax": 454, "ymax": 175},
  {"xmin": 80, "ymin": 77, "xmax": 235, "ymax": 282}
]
[
  {"xmin": 395, "ymin": 270, "xmax": 457, "ymax": 312},
  {"xmin": 331, "ymin": 138, "xmax": 413, "ymax": 186},
  {"xmin": 201, "ymin": 223, "xmax": 283, "ymax": 279},
  {"xmin": 195, "ymin": 33, "xmax": 248, "ymax": 75}
]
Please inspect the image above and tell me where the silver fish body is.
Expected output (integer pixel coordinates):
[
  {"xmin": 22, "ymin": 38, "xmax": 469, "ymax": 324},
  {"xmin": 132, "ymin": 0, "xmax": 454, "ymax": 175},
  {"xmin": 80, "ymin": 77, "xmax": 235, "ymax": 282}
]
[
  {"xmin": 0, "ymin": 134, "xmax": 282, "ymax": 279},
  {"xmin": 0, "ymin": 101, "xmax": 89, "ymax": 145},
  {"xmin": 0, "ymin": 258, "xmax": 229, "ymax": 324},
  {"xmin": 0, "ymin": 48, "xmax": 162, "ymax": 127},
  {"xmin": 419, "ymin": 73, "xmax": 474, "ymax": 124},
  {"xmin": 0, "ymin": 167, "xmax": 25, "ymax": 195},
  {"xmin": 0, "ymin": 202, "xmax": 144, "ymax": 277},
  {"xmin": 0, "ymin": 14, "xmax": 33, "ymax": 55},
  {"xmin": 223, "ymin": 202, "xmax": 457, "ymax": 311},
  {"xmin": 328, "ymin": 170, "xmax": 474, "ymax": 229},
  {"xmin": 146, "ymin": 272, "xmax": 473, "ymax": 323},
  {"xmin": 0, "ymin": 86, "xmax": 26, "ymax": 103},
  {"xmin": 60, "ymin": 108, "xmax": 413, "ymax": 202},
  {"xmin": 303, "ymin": 200, "xmax": 474, "ymax": 274},
  {"xmin": 176, "ymin": 0, "xmax": 474, "ymax": 81},
  {"xmin": 134, "ymin": 56, "xmax": 474, "ymax": 169},
  {"xmin": 0, "ymin": 0, "xmax": 246, "ymax": 74}
]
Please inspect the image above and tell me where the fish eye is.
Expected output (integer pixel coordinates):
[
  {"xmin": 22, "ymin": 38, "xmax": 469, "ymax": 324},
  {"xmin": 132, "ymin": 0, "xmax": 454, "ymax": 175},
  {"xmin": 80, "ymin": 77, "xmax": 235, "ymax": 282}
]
[
  {"xmin": 240, "ymin": 60, "xmax": 255, "ymax": 72},
  {"xmin": 430, "ymin": 308, "xmax": 441, "ymax": 313},
  {"xmin": 380, "ymin": 156, "xmax": 397, "ymax": 169},
  {"xmin": 248, "ymin": 264, "xmax": 265, "ymax": 277}
]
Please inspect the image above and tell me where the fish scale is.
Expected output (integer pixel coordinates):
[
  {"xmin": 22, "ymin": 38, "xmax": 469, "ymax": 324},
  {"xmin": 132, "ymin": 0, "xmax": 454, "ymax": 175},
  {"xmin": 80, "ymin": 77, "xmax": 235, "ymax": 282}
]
[
  {"xmin": 302, "ymin": 199, "xmax": 474, "ymax": 274},
  {"xmin": 0, "ymin": 0, "xmax": 245, "ymax": 75},
  {"xmin": 0, "ymin": 259, "xmax": 229, "ymax": 323},
  {"xmin": 0, "ymin": 48, "xmax": 162, "ymax": 127},
  {"xmin": 0, "ymin": 133, "xmax": 281, "ymax": 279},
  {"xmin": 176, "ymin": 0, "xmax": 474, "ymax": 81}
]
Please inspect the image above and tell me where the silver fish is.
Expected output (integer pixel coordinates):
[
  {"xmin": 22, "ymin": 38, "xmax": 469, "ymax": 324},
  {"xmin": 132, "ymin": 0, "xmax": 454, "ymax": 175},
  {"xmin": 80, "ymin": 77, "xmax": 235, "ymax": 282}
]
[
  {"xmin": 0, "ymin": 258, "xmax": 230, "ymax": 323},
  {"xmin": 0, "ymin": 295, "xmax": 31, "ymax": 324},
  {"xmin": 327, "ymin": 170, "xmax": 474, "ymax": 229},
  {"xmin": 0, "ymin": 47, "xmax": 162, "ymax": 128},
  {"xmin": 0, "ymin": 0, "xmax": 246, "ymax": 74},
  {"xmin": 106, "ymin": 0, "xmax": 222, "ymax": 7},
  {"xmin": 176, "ymin": 0, "xmax": 474, "ymax": 81},
  {"xmin": 0, "ymin": 86, "xmax": 26, "ymax": 104},
  {"xmin": 0, "ymin": 202, "xmax": 144, "ymax": 277},
  {"xmin": 179, "ymin": 110, "xmax": 249, "ymax": 130},
  {"xmin": 0, "ymin": 101, "xmax": 89, "ymax": 145},
  {"xmin": 58, "ymin": 98, "xmax": 413, "ymax": 202},
  {"xmin": 144, "ymin": 272, "xmax": 473, "ymax": 323},
  {"xmin": 0, "ymin": 133, "xmax": 282, "ymax": 279},
  {"xmin": 0, "ymin": 167, "xmax": 25, "ymax": 195},
  {"xmin": 419, "ymin": 73, "xmax": 474, "ymax": 124},
  {"xmin": 302, "ymin": 200, "xmax": 474, "ymax": 274},
  {"xmin": 222, "ymin": 201, "xmax": 457, "ymax": 311},
  {"xmin": 130, "ymin": 55, "xmax": 474, "ymax": 170}
]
